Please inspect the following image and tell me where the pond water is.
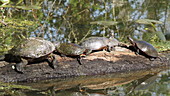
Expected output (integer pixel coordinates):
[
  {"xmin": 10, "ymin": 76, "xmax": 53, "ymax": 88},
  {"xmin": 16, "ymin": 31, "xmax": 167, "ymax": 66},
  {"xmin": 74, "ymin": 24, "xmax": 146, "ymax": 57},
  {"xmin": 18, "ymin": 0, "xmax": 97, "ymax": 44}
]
[{"xmin": 0, "ymin": 0, "xmax": 170, "ymax": 95}]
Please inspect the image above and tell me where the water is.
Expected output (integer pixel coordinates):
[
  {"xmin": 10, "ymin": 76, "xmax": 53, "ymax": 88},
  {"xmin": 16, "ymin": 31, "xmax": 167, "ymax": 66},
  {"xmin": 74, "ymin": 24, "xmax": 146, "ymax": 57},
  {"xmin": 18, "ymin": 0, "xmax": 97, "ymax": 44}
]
[
  {"xmin": 12, "ymin": 67, "xmax": 170, "ymax": 96},
  {"xmin": 1, "ymin": 0, "xmax": 170, "ymax": 95}
]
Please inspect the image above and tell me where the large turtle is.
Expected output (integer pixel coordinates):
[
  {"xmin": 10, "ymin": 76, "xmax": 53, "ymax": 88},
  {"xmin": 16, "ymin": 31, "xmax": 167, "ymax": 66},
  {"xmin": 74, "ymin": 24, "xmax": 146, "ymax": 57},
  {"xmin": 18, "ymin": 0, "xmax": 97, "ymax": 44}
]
[
  {"xmin": 128, "ymin": 37, "xmax": 161, "ymax": 60},
  {"xmin": 55, "ymin": 43, "xmax": 91, "ymax": 65},
  {"xmin": 0, "ymin": 37, "xmax": 57, "ymax": 73},
  {"xmin": 80, "ymin": 37, "xmax": 119, "ymax": 52}
]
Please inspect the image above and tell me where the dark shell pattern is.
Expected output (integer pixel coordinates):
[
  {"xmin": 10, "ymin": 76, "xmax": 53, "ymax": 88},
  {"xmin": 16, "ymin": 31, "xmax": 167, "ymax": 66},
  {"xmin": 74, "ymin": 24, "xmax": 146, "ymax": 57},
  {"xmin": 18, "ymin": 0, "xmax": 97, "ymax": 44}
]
[
  {"xmin": 135, "ymin": 41, "xmax": 158, "ymax": 57},
  {"xmin": 56, "ymin": 43, "xmax": 91, "ymax": 56},
  {"xmin": 9, "ymin": 38, "xmax": 55, "ymax": 58}
]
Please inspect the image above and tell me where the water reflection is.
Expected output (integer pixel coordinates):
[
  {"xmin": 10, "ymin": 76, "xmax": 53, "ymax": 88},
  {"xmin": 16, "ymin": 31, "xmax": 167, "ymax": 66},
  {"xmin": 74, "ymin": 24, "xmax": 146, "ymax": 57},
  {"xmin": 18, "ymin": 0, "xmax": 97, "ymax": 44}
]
[{"xmin": 17, "ymin": 67, "xmax": 170, "ymax": 96}]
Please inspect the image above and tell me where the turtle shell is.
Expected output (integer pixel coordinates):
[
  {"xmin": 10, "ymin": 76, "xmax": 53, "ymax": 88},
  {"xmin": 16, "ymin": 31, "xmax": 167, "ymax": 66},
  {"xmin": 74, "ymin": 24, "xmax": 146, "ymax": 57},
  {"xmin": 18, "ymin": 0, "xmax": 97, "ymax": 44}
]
[
  {"xmin": 108, "ymin": 38, "xmax": 119, "ymax": 47},
  {"xmin": 9, "ymin": 37, "xmax": 55, "ymax": 58},
  {"xmin": 56, "ymin": 43, "xmax": 91, "ymax": 56},
  {"xmin": 80, "ymin": 37, "xmax": 119, "ymax": 51},
  {"xmin": 80, "ymin": 37, "xmax": 119, "ymax": 50},
  {"xmin": 134, "ymin": 41, "xmax": 158, "ymax": 57},
  {"xmin": 80, "ymin": 37, "xmax": 108, "ymax": 50},
  {"xmin": 128, "ymin": 37, "xmax": 158, "ymax": 58}
]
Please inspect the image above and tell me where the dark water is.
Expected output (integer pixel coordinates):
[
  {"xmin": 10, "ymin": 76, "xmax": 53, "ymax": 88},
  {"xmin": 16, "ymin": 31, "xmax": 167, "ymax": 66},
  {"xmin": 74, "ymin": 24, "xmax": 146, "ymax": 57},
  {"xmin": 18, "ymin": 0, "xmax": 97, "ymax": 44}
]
[
  {"xmin": 1, "ymin": 0, "xmax": 170, "ymax": 95},
  {"xmin": 11, "ymin": 67, "xmax": 170, "ymax": 96}
]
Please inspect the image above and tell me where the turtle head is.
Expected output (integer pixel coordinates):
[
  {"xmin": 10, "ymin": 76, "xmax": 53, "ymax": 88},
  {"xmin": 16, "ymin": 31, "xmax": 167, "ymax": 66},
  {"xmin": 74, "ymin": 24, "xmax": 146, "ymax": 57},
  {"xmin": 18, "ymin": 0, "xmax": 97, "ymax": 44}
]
[
  {"xmin": 53, "ymin": 41, "xmax": 60, "ymax": 53},
  {"xmin": 127, "ymin": 36, "xmax": 135, "ymax": 46},
  {"xmin": 53, "ymin": 41, "xmax": 60, "ymax": 48},
  {"xmin": 84, "ymin": 49, "xmax": 92, "ymax": 55}
]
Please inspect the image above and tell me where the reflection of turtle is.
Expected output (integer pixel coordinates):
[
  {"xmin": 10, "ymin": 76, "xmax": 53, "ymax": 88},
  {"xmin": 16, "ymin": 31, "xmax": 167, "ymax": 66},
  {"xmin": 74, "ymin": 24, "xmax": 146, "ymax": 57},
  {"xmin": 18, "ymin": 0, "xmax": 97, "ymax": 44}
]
[
  {"xmin": 55, "ymin": 43, "xmax": 91, "ymax": 65},
  {"xmin": 0, "ymin": 37, "xmax": 57, "ymax": 73},
  {"xmin": 128, "ymin": 37, "xmax": 161, "ymax": 60},
  {"xmin": 80, "ymin": 37, "xmax": 119, "ymax": 52}
]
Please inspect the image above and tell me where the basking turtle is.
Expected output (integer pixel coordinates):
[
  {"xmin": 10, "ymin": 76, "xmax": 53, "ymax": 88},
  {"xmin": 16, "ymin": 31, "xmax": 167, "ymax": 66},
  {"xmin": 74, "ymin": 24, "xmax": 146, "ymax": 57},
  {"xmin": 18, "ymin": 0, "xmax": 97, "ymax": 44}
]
[
  {"xmin": 80, "ymin": 37, "xmax": 119, "ymax": 52},
  {"xmin": 128, "ymin": 37, "xmax": 161, "ymax": 60},
  {"xmin": 0, "ymin": 37, "xmax": 57, "ymax": 73},
  {"xmin": 55, "ymin": 43, "xmax": 91, "ymax": 65}
]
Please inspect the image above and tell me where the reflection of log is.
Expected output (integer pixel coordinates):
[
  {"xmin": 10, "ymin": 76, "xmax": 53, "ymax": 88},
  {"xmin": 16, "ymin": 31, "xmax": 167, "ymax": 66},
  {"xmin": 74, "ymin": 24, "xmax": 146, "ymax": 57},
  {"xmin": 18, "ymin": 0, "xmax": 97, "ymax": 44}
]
[
  {"xmin": 23, "ymin": 67, "xmax": 167, "ymax": 91},
  {"xmin": 0, "ymin": 49, "xmax": 169, "ymax": 82}
]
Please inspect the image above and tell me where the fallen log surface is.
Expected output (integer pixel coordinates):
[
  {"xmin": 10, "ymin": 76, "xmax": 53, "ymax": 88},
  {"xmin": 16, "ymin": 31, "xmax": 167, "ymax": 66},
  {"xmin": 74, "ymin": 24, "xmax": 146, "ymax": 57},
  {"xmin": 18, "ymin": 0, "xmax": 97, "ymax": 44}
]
[{"xmin": 0, "ymin": 49, "xmax": 169, "ymax": 82}]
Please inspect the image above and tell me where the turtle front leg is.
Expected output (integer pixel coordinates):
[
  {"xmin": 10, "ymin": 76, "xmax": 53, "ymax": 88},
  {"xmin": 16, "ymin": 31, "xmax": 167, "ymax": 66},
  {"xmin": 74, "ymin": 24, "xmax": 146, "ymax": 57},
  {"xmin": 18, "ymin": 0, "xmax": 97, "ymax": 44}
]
[
  {"xmin": 77, "ymin": 54, "xmax": 86, "ymax": 65},
  {"xmin": 105, "ymin": 45, "xmax": 111, "ymax": 52},
  {"xmin": 14, "ymin": 58, "xmax": 28, "ymax": 73},
  {"xmin": 47, "ymin": 54, "xmax": 58, "ymax": 69},
  {"xmin": 149, "ymin": 56, "xmax": 163, "ymax": 61},
  {"xmin": 77, "ymin": 56, "xmax": 82, "ymax": 65}
]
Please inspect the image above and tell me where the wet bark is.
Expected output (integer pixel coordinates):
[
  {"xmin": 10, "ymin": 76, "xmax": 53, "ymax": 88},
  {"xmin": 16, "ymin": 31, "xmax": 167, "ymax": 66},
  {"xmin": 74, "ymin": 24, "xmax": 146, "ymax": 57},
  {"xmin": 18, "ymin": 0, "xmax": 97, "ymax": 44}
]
[{"xmin": 0, "ymin": 49, "xmax": 169, "ymax": 82}]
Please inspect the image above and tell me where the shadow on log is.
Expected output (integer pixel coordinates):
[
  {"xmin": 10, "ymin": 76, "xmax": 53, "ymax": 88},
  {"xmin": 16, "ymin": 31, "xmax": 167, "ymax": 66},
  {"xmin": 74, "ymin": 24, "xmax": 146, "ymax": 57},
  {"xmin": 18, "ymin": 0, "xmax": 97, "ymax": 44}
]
[{"xmin": 0, "ymin": 49, "xmax": 169, "ymax": 82}]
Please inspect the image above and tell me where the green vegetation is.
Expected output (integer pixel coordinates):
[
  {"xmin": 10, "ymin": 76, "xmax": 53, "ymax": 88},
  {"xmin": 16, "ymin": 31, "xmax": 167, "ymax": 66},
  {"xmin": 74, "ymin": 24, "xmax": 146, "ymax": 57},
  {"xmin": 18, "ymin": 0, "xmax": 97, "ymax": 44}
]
[
  {"xmin": 0, "ymin": 0, "xmax": 170, "ymax": 54},
  {"xmin": 0, "ymin": 0, "xmax": 41, "ymax": 54},
  {"xmin": 0, "ymin": 18, "xmax": 37, "ymax": 54},
  {"xmin": 152, "ymin": 41, "xmax": 170, "ymax": 51}
]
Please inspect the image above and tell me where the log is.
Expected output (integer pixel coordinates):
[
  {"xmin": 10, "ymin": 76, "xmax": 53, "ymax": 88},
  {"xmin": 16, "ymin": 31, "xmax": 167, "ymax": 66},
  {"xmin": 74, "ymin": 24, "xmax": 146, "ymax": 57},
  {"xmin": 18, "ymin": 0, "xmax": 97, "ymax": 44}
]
[{"xmin": 0, "ymin": 47, "xmax": 169, "ymax": 82}]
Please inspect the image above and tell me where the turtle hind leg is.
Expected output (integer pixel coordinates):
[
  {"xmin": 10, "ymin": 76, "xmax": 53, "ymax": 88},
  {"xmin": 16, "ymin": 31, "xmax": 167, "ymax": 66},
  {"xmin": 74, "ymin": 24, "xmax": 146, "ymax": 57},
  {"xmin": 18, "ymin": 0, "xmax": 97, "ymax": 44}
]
[
  {"xmin": 14, "ymin": 58, "xmax": 28, "ymax": 74},
  {"xmin": 157, "ymin": 56, "xmax": 163, "ymax": 61},
  {"xmin": 149, "ymin": 58, "xmax": 155, "ymax": 61},
  {"xmin": 149, "ymin": 57, "xmax": 161, "ymax": 61},
  {"xmin": 47, "ymin": 54, "xmax": 58, "ymax": 69}
]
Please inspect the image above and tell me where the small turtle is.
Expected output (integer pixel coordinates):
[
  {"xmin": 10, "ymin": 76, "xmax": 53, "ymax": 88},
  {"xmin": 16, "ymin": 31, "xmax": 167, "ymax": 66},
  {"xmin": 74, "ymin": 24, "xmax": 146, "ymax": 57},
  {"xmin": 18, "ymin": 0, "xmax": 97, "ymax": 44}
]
[
  {"xmin": 128, "ymin": 37, "xmax": 161, "ymax": 60},
  {"xmin": 0, "ymin": 37, "xmax": 57, "ymax": 73},
  {"xmin": 55, "ymin": 43, "xmax": 91, "ymax": 65},
  {"xmin": 80, "ymin": 37, "xmax": 119, "ymax": 52}
]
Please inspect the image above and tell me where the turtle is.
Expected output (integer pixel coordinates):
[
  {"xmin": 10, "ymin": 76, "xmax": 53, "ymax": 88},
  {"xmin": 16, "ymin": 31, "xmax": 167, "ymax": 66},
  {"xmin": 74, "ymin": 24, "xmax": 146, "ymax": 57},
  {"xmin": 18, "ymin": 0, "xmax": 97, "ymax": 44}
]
[
  {"xmin": 55, "ymin": 43, "xmax": 92, "ymax": 65},
  {"xmin": 0, "ymin": 37, "xmax": 57, "ymax": 73},
  {"xmin": 127, "ymin": 36, "xmax": 161, "ymax": 60},
  {"xmin": 80, "ymin": 37, "xmax": 119, "ymax": 52}
]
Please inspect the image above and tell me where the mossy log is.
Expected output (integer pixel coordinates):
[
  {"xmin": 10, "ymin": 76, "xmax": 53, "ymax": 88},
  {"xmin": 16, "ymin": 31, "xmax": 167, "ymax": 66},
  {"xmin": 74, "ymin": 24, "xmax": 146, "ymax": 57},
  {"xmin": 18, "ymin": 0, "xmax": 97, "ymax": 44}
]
[{"xmin": 0, "ymin": 48, "xmax": 169, "ymax": 82}]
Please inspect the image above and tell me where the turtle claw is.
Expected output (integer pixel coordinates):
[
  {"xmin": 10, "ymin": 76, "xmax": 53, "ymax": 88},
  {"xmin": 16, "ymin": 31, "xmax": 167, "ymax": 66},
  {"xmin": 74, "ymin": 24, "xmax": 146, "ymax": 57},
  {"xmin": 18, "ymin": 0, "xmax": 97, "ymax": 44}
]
[
  {"xmin": 77, "ymin": 57, "xmax": 82, "ymax": 65},
  {"xmin": 156, "ymin": 56, "xmax": 164, "ymax": 62},
  {"xmin": 148, "ymin": 56, "xmax": 164, "ymax": 62}
]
